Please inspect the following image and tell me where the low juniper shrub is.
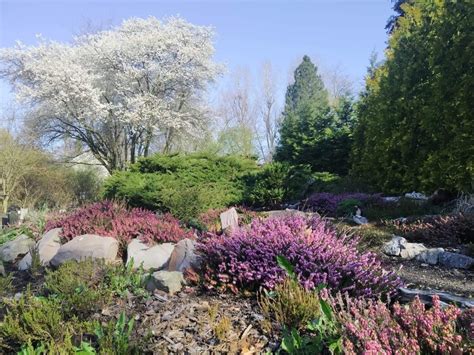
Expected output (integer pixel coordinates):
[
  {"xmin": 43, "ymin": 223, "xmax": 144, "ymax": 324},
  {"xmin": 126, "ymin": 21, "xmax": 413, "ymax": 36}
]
[
  {"xmin": 198, "ymin": 215, "xmax": 402, "ymax": 297},
  {"xmin": 45, "ymin": 201, "xmax": 192, "ymax": 251}
]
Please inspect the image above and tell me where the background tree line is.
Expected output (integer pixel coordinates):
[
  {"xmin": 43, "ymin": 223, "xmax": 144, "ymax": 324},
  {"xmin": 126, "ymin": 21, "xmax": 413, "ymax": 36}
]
[{"xmin": 0, "ymin": 0, "xmax": 472, "ymax": 215}]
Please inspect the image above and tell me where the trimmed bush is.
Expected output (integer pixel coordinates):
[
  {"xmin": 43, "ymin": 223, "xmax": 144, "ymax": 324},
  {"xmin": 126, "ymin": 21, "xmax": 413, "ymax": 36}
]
[
  {"xmin": 102, "ymin": 153, "xmax": 259, "ymax": 218},
  {"xmin": 198, "ymin": 215, "xmax": 401, "ymax": 297},
  {"xmin": 243, "ymin": 162, "xmax": 312, "ymax": 208},
  {"xmin": 45, "ymin": 201, "xmax": 192, "ymax": 251}
]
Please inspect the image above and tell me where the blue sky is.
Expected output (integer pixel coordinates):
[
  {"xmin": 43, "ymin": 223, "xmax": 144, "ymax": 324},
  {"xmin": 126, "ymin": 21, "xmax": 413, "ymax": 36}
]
[{"xmin": 0, "ymin": 0, "xmax": 394, "ymax": 118}]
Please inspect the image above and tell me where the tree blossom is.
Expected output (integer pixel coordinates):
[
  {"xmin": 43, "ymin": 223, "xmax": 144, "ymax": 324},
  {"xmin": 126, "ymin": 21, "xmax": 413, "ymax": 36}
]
[{"xmin": 0, "ymin": 17, "xmax": 223, "ymax": 171}]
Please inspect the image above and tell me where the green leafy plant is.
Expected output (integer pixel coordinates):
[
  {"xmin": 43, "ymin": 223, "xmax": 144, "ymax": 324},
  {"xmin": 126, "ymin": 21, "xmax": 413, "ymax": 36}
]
[
  {"xmin": 105, "ymin": 259, "xmax": 149, "ymax": 297},
  {"xmin": 336, "ymin": 199, "xmax": 361, "ymax": 217},
  {"xmin": 95, "ymin": 312, "xmax": 138, "ymax": 355}
]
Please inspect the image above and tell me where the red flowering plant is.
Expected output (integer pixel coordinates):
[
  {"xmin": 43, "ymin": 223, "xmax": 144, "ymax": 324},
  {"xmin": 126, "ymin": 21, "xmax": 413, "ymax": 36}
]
[
  {"xmin": 198, "ymin": 215, "xmax": 401, "ymax": 297},
  {"xmin": 45, "ymin": 201, "xmax": 193, "ymax": 252}
]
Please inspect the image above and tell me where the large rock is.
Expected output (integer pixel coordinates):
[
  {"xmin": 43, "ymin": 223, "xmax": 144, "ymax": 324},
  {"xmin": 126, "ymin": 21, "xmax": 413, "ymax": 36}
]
[
  {"xmin": 146, "ymin": 270, "xmax": 185, "ymax": 295},
  {"xmin": 400, "ymin": 243, "xmax": 427, "ymax": 260},
  {"xmin": 415, "ymin": 248, "xmax": 445, "ymax": 265},
  {"xmin": 438, "ymin": 252, "xmax": 474, "ymax": 270},
  {"xmin": 50, "ymin": 234, "xmax": 118, "ymax": 267},
  {"xmin": 265, "ymin": 209, "xmax": 308, "ymax": 219},
  {"xmin": 126, "ymin": 239, "xmax": 174, "ymax": 271},
  {"xmin": 18, "ymin": 228, "xmax": 62, "ymax": 270},
  {"xmin": 168, "ymin": 238, "xmax": 200, "ymax": 272},
  {"xmin": 220, "ymin": 207, "xmax": 239, "ymax": 231},
  {"xmin": 352, "ymin": 215, "xmax": 368, "ymax": 225},
  {"xmin": 383, "ymin": 236, "xmax": 407, "ymax": 256},
  {"xmin": 0, "ymin": 234, "xmax": 35, "ymax": 262},
  {"xmin": 0, "ymin": 260, "xmax": 5, "ymax": 276}
]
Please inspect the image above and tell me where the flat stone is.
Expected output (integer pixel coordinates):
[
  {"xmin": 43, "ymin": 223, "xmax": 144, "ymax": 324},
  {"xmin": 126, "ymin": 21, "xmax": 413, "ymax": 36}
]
[
  {"xmin": 146, "ymin": 270, "xmax": 185, "ymax": 295},
  {"xmin": 126, "ymin": 239, "xmax": 174, "ymax": 271},
  {"xmin": 383, "ymin": 236, "xmax": 407, "ymax": 256},
  {"xmin": 0, "ymin": 234, "xmax": 35, "ymax": 262},
  {"xmin": 18, "ymin": 228, "xmax": 62, "ymax": 270},
  {"xmin": 400, "ymin": 243, "xmax": 427, "ymax": 260},
  {"xmin": 438, "ymin": 252, "xmax": 474, "ymax": 270},
  {"xmin": 415, "ymin": 248, "xmax": 444, "ymax": 265},
  {"xmin": 168, "ymin": 238, "xmax": 200, "ymax": 272},
  {"xmin": 220, "ymin": 207, "xmax": 239, "ymax": 231},
  {"xmin": 50, "ymin": 234, "xmax": 118, "ymax": 267}
]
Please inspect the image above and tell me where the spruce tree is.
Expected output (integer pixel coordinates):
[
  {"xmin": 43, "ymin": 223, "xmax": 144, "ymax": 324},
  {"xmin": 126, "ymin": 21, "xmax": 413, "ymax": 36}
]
[{"xmin": 275, "ymin": 55, "xmax": 352, "ymax": 174}]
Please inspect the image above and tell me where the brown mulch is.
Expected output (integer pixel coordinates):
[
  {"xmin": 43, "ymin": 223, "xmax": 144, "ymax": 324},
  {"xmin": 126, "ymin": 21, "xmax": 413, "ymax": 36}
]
[{"xmin": 95, "ymin": 288, "xmax": 276, "ymax": 354}]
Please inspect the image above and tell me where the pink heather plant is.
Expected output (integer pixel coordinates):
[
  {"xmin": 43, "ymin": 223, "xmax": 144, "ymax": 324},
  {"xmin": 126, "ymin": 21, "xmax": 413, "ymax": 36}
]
[
  {"xmin": 198, "ymin": 215, "xmax": 401, "ymax": 297},
  {"xmin": 332, "ymin": 293, "xmax": 467, "ymax": 354},
  {"xmin": 45, "ymin": 201, "xmax": 192, "ymax": 250}
]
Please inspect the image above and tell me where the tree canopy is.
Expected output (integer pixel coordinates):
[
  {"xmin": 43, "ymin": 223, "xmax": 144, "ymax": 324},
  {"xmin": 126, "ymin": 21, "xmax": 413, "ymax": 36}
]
[
  {"xmin": 0, "ymin": 17, "xmax": 222, "ymax": 172},
  {"xmin": 352, "ymin": 1, "xmax": 474, "ymax": 193}
]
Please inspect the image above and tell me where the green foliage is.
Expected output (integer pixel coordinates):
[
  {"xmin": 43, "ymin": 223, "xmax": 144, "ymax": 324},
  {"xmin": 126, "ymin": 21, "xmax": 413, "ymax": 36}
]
[
  {"xmin": 0, "ymin": 226, "xmax": 34, "ymax": 246},
  {"xmin": 103, "ymin": 153, "xmax": 258, "ymax": 218},
  {"xmin": 69, "ymin": 168, "xmax": 103, "ymax": 205},
  {"xmin": 336, "ymin": 199, "xmax": 361, "ymax": 217},
  {"xmin": 275, "ymin": 56, "xmax": 356, "ymax": 175},
  {"xmin": 104, "ymin": 259, "xmax": 149, "ymax": 298},
  {"xmin": 95, "ymin": 312, "xmax": 138, "ymax": 355},
  {"xmin": 0, "ymin": 273, "xmax": 13, "ymax": 298},
  {"xmin": 352, "ymin": 1, "xmax": 474, "ymax": 193},
  {"xmin": 0, "ymin": 288, "xmax": 89, "ymax": 352},
  {"xmin": 44, "ymin": 260, "xmax": 112, "ymax": 317},
  {"xmin": 363, "ymin": 198, "xmax": 439, "ymax": 221},
  {"xmin": 259, "ymin": 278, "xmax": 321, "ymax": 331},
  {"xmin": 244, "ymin": 162, "xmax": 311, "ymax": 208}
]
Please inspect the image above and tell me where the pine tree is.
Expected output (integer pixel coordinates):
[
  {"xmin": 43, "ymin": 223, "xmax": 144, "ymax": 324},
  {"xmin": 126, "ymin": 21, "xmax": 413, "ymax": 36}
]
[{"xmin": 275, "ymin": 55, "xmax": 353, "ymax": 175}]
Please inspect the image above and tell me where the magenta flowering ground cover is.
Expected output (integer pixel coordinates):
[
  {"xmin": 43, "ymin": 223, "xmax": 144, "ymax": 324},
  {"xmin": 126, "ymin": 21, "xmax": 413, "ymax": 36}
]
[
  {"xmin": 198, "ymin": 215, "xmax": 402, "ymax": 297},
  {"xmin": 45, "ymin": 201, "xmax": 192, "ymax": 250}
]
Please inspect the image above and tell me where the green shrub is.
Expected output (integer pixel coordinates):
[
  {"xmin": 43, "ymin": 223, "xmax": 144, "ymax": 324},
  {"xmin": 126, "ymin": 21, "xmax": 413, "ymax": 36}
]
[
  {"xmin": 44, "ymin": 260, "xmax": 112, "ymax": 317},
  {"xmin": 103, "ymin": 153, "xmax": 258, "ymax": 218},
  {"xmin": 259, "ymin": 278, "xmax": 321, "ymax": 331},
  {"xmin": 244, "ymin": 162, "xmax": 311, "ymax": 208},
  {"xmin": 0, "ymin": 288, "xmax": 89, "ymax": 352},
  {"xmin": 363, "ymin": 198, "xmax": 440, "ymax": 221}
]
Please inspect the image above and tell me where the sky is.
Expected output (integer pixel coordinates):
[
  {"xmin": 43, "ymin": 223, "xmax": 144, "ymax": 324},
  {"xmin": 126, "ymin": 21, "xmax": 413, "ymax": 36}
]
[{"xmin": 0, "ymin": 0, "xmax": 395, "ymax": 121}]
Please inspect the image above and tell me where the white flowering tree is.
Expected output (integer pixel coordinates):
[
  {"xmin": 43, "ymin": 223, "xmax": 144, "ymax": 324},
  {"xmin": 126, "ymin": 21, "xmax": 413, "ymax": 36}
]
[{"xmin": 0, "ymin": 17, "xmax": 222, "ymax": 172}]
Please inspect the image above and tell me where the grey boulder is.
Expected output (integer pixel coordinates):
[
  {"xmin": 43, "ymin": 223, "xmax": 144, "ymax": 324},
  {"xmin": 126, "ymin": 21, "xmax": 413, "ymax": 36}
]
[
  {"xmin": 438, "ymin": 252, "xmax": 474, "ymax": 270},
  {"xmin": 400, "ymin": 243, "xmax": 427, "ymax": 260},
  {"xmin": 146, "ymin": 270, "xmax": 185, "ymax": 295},
  {"xmin": 383, "ymin": 236, "xmax": 407, "ymax": 256},
  {"xmin": 0, "ymin": 234, "xmax": 35, "ymax": 262},
  {"xmin": 168, "ymin": 238, "xmax": 200, "ymax": 272},
  {"xmin": 18, "ymin": 228, "xmax": 62, "ymax": 270},
  {"xmin": 126, "ymin": 239, "xmax": 174, "ymax": 271},
  {"xmin": 50, "ymin": 234, "xmax": 118, "ymax": 267},
  {"xmin": 415, "ymin": 248, "xmax": 445, "ymax": 265}
]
